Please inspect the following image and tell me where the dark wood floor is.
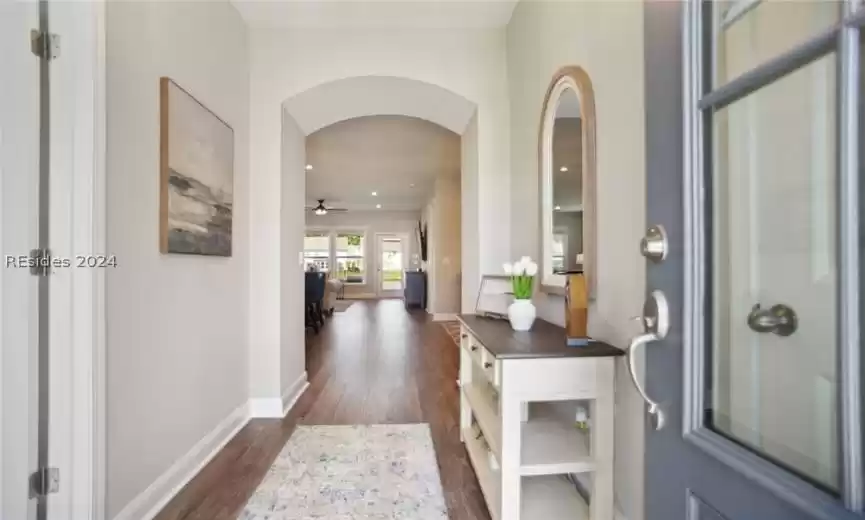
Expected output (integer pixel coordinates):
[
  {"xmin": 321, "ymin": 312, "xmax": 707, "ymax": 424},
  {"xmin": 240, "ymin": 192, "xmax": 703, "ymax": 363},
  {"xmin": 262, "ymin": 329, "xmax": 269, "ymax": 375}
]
[{"xmin": 154, "ymin": 299, "xmax": 490, "ymax": 520}]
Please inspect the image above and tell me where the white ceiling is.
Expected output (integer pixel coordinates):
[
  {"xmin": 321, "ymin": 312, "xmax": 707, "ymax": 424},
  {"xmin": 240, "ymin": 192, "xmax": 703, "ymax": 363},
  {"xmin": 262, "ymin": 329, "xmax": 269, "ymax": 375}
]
[
  {"xmin": 284, "ymin": 76, "xmax": 476, "ymax": 135},
  {"xmin": 231, "ymin": 0, "xmax": 519, "ymax": 29},
  {"xmin": 305, "ymin": 115, "xmax": 461, "ymax": 211}
]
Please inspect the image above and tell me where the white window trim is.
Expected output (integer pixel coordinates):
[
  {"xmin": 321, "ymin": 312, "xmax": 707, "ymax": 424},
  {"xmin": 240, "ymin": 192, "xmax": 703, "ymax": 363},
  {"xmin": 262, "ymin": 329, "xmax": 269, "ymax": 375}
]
[
  {"xmin": 303, "ymin": 229, "xmax": 332, "ymax": 272},
  {"xmin": 334, "ymin": 229, "xmax": 368, "ymax": 285},
  {"xmin": 304, "ymin": 227, "xmax": 370, "ymax": 285},
  {"xmin": 552, "ymin": 228, "xmax": 569, "ymax": 271}
]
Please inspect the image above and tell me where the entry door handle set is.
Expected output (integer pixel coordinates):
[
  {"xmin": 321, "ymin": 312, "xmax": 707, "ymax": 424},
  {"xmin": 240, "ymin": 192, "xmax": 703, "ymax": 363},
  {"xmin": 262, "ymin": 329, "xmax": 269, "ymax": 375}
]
[{"xmin": 626, "ymin": 290, "xmax": 670, "ymax": 431}]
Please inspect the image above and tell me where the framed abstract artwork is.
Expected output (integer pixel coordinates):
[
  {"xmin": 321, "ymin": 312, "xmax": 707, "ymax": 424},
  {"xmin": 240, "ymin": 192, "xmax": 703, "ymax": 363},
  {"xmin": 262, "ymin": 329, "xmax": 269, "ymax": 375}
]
[{"xmin": 159, "ymin": 77, "xmax": 234, "ymax": 256}]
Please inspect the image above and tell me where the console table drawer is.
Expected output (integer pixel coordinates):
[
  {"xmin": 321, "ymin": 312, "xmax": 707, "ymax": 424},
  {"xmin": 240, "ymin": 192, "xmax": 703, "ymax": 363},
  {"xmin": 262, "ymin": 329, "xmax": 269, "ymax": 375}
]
[
  {"xmin": 461, "ymin": 328, "xmax": 484, "ymax": 365},
  {"xmin": 480, "ymin": 349, "xmax": 501, "ymax": 388},
  {"xmin": 461, "ymin": 326, "xmax": 501, "ymax": 388}
]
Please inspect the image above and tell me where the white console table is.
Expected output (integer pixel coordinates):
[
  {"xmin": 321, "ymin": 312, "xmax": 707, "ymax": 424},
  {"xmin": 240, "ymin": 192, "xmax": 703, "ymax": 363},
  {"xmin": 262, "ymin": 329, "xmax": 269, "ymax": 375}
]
[{"xmin": 457, "ymin": 314, "xmax": 623, "ymax": 520}]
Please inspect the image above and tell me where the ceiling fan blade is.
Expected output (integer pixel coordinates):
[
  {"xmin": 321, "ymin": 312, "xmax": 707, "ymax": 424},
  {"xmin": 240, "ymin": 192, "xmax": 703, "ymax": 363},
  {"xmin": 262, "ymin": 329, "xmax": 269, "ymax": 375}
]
[{"xmin": 328, "ymin": 208, "xmax": 349, "ymax": 212}]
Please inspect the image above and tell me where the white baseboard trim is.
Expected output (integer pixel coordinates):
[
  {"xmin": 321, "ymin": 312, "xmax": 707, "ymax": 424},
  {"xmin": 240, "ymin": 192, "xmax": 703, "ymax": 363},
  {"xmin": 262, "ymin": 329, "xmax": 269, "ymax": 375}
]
[
  {"xmin": 282, "ymin": 371, "xmax": 310, "ymax": 417},
  {"xmin": 249, "ymin": 397, "xmax": 283, "ymax": 418},
  {"xmin": 432, "ymin": 313, "xmax": 458, "ymax": 321},
  {"xmin": 112, "ymin": 401, "xmax": 250, "ymax": 520},
  {"xmin": 249, "ymin": 372, "xmax": 310, "ymax": 419}
]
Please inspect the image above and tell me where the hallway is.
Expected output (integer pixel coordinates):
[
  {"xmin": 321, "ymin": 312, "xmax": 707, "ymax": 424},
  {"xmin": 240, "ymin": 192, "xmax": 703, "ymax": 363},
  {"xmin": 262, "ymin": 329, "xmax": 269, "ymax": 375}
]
[{"xmin": 154, "ymin": 300, "xmax": 489, "ymax": 520}]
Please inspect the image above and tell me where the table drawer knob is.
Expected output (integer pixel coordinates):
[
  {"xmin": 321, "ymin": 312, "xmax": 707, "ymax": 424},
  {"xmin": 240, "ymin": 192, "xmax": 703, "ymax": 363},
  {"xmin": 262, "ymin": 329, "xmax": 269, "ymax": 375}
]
[
  {"xmin": 471, "ymin": 346, "xmax": 478, "ymax": 352},
  {"xmin": 484, "ymin": 362, "xmax": 492, "ymax": 369}
]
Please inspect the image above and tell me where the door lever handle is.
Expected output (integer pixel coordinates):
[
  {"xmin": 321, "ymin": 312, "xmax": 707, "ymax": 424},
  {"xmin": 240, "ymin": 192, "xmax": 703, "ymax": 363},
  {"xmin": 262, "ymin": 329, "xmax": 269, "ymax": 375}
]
[
  {"xmin": 627, "ymin": 290, "xmax": 670, "ymax": 431},
  {"xmin": 627, "ymin": 332, "xmax": 665, "ymax": 430}
]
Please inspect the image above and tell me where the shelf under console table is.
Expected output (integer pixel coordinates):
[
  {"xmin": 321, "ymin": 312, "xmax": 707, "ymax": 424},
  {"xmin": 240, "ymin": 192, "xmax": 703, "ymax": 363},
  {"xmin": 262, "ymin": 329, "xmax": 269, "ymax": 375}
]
[{"xmin": 456, "ymin": 314, "xmax": 624, "ymax": 520}]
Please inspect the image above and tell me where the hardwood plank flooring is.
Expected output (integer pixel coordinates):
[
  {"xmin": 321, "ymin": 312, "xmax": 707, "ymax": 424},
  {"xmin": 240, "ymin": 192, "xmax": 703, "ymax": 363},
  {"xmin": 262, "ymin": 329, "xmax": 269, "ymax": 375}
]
[{"xmin": 154, "ymin": 299, "xmax": 490, "ymax": 520}]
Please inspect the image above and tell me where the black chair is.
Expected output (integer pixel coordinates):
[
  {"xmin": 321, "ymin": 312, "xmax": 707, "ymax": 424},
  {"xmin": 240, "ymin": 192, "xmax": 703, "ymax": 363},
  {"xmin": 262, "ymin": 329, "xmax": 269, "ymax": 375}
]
[{"xmin": 305, "ymin": 272, "xmax": 326, "ymax": 333}]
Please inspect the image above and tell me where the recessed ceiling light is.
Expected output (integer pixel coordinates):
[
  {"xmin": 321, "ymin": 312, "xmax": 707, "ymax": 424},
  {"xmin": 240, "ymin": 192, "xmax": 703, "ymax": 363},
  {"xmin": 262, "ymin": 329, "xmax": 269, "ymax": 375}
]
[
  {"xmin": 554, "ymin": 205, "xmax": 561, "ymax": 211},
  {"xmin": 305, "ymin": 164, "xmax": 313, "ymax": 171},
  {"xmin": 410, "ymin": 184, "xmax": 415, "ymax": 188},
  {"xmin": 376, "ymin": 204, "xmax": 382, "ymax": 209},
  {"xmin": 371, "ymin": 191, "xmax": 378, "ymax": 196},
  {"xmin": 559, "ymin": 166, "xmax": 568, "ymax": 172}
]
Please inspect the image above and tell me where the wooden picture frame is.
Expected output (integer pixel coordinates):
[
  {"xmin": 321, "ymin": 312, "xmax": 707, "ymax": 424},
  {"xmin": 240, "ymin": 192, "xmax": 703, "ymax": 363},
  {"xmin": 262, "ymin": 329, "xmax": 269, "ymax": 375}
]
[{"xmin": 159, "ymin": 77, "xmax": 234, "ymax": 256}]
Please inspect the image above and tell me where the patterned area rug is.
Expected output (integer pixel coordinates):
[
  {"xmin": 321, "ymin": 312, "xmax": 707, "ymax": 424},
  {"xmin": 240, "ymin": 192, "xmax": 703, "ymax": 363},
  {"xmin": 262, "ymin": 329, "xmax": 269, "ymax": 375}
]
[
  {"xmin": 239, "ymin": 424, "xmax": 448, "ymax": 520},
  {"xmin": 440, "ymin": 321, "xmax": 461, "ymax": 347}
]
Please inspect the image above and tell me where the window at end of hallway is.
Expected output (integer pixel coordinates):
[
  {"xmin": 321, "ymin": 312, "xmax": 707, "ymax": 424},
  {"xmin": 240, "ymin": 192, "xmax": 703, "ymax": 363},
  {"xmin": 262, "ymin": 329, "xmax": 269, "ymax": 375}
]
[
  {"xmin": 304, "ymin": 232, "xmax": 330, "ymax": 272},
  {"xmin": 336, "ymin": 232, "xmax": 366, "ymax": 284}
]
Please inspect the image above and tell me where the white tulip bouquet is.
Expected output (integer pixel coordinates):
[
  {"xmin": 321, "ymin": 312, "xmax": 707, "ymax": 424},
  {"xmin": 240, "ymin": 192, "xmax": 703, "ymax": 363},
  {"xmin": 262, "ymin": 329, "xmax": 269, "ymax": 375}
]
[{"xmin": 503, "ymin": 256, "xmax": 538, "ymax": 300}]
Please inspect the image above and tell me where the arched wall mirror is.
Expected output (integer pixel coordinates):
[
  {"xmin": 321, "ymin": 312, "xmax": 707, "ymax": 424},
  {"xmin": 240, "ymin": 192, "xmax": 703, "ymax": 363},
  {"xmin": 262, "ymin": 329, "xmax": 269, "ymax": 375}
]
[{"xmin": 539, "ymin": 66, "xmax": 597, "ymax": 296}]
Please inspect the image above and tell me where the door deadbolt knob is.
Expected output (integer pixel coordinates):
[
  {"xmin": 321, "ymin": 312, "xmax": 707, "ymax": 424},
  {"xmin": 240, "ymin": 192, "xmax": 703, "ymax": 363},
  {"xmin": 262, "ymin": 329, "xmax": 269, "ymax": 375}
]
[
  {"xmin": 747, "ymin": 303, "xmax": 797, "ymax": 336},
  {"xmin": 640, "ymin": 225, "xmax": 668, "ymax": 262}
]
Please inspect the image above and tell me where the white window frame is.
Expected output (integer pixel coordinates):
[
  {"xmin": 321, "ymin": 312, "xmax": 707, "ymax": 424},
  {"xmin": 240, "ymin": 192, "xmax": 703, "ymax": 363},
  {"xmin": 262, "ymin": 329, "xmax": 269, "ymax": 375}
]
[
  {"xmin": 375, "ymin": 232, "xmax": 410, "ymax": 296},
  {"xmin": 334, "ymin": 230, "xmax": 367, "ymax": 285},
  {"xmin": 304, "ymin": 227, "xmax": 370, "ymax": 285},
  {"xmin": 303, "ymin": 229, "xmax": 332, "ymax": 273},
  {"xmin": 552, "ymin": 227, "xmax": 569, "ymax": 273}
]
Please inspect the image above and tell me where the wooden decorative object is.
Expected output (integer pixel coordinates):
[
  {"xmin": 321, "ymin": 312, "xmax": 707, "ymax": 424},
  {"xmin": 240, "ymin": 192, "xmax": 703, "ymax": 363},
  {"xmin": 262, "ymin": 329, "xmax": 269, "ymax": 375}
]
[{"xmin": 565, "ymin": 272, "xmax": 589, "ymax": 345}]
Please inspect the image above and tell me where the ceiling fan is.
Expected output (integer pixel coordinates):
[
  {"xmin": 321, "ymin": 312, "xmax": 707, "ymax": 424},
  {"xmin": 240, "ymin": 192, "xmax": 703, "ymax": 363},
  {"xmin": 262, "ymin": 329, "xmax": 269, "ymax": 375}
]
[{"xmin": 305, "ymin": 199, "xmax": 348, "ymax": 216}]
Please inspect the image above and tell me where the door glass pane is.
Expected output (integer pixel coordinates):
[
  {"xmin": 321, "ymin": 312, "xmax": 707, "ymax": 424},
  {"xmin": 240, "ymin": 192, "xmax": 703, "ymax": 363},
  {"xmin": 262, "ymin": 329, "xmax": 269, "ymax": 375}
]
[
  {"xmin": 713, "ymin": 0, "xmax": 840, "ymax": 87},
  {"xmin": 380, "ymin": 237, "xmax": 403, "ymax": 292},
  {"xmin": 708, "ymin": 54, "xmax": 838, "ymax": 491}
]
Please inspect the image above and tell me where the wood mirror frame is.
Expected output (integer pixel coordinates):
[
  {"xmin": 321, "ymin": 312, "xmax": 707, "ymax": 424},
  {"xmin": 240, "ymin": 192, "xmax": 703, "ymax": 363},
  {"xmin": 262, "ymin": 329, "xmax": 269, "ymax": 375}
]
[{"xmin": 538, "ymin": 66, "xmax": 597, "ymax": 297}]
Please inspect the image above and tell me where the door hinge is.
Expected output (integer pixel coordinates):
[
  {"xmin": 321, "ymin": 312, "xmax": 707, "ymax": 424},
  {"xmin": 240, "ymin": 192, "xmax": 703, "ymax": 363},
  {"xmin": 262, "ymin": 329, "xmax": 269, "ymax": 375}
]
[
  {"xmin": 30, "ymin": 30, "xmax": 60, "ymax": 61},
  {"xmin": 29, "ymin": 467, "xmax": 59, "ymax": 498},
  {"xmin": 30, "ymin": 248, "xmax": 51, "ymax": 276}
]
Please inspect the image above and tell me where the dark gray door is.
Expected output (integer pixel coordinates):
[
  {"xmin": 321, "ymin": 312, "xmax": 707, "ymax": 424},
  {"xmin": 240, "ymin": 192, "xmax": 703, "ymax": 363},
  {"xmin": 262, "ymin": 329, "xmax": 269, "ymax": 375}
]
[{"xmin": 638, "ymin": 1, "xmax": 864, "ymax": 519}]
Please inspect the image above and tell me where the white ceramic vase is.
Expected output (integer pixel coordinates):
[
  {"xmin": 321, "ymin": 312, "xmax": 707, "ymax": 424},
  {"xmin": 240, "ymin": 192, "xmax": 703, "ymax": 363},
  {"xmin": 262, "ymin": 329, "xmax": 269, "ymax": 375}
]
[{"xmin": 508, "ymin": 299, "xmax": 536, "ymax": 331}]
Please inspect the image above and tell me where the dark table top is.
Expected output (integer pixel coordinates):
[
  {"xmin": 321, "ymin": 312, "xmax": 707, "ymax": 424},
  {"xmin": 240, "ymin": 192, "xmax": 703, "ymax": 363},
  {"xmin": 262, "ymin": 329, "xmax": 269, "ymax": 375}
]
[{"xmin": 457, "ymin": 314, "xmax": 625, "ymax": 359}]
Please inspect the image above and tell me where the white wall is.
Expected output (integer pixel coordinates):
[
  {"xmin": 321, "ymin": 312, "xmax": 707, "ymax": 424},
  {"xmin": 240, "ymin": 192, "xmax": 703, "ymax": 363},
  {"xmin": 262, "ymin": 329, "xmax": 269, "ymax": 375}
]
[
  {"xmin": 507, "ymin": 2, "xmax": 647, "ymax": 519},
  {"xmin": 306, "ymin": 210, "xmax": 422, "ymax": 297},
  {"xmin": 280, "ymin": 111, "xmax": 306, "ymax": 400},
  {"xmin": 105, "ymin": 1, "xmax": 249, "ymax": 516},
  {"xmin": 429, "ymin": 176, "xmax": 462, "ymax": 314},
  {"xmin": 461, "ymin": 114, "xmax": 480, "ymax": 312},
  {"xmin": 250, "ymin": 28, "xmax": 510, "ymax": 379}
]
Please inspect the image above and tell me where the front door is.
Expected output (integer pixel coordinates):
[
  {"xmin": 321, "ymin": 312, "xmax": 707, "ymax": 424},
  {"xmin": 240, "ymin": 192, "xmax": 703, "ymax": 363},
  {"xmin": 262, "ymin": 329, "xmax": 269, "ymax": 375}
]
[
  {"xmin": 639, "ymin": 1, "xmax": 863, "ymax": 519},
  {"xmin": 376, "ymin": 234, "xmax": 406, "ymax": 298}
]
